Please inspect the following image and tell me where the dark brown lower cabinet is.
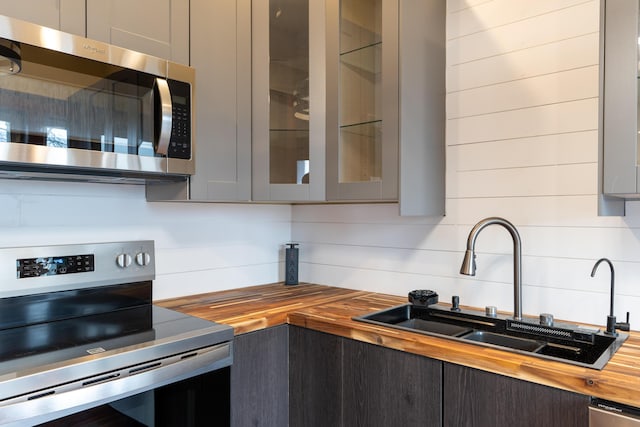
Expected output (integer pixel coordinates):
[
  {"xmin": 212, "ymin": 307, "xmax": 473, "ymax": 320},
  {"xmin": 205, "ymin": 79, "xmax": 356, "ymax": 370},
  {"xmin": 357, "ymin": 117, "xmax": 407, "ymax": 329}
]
[
  {"xmin": 289, "ymin": 326, "xmax": 443, "ymax": 427},
  {"xmin": 289, "ymin": 327, "xmax": 343, "ymax": 426},
  {"xmin": 443, "ymin": 363, "xmax": 589, "ymax": 427},
  {"xmin": 232, "ymin": 325, "xmax": 591, "ymax": 427},
  {"xmin": 342, "ymin": 338, "xmax": 443, "ymax": 427},
  {"xmin": 230, "ymin": 325, "xmax": 289, "ymax": 427}
]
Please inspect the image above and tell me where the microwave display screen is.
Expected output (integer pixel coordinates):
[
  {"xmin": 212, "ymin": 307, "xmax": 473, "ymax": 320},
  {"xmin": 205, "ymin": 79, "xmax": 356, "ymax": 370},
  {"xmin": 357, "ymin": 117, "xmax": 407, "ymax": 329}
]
[{"xmin": 172, "ymin": 95, "xmax": 187, "ymax": 105}]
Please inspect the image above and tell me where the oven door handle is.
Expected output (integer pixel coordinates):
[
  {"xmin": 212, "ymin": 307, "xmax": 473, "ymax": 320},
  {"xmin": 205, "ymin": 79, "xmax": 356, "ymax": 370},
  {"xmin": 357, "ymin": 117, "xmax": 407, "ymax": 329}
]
[
  {"xmin": 0, "ymin": 341, "xmax": 232, "ymax": 427},
  {"xmin": 153, "ymin": 77, "xmax": 172, "ymax": 156}
]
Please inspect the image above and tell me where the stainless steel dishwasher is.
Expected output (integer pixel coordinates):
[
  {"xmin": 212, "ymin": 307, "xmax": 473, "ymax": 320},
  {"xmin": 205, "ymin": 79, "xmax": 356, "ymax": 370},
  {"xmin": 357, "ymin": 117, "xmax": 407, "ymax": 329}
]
[{"xmin": 590, "ymin": 398, "xmax": 640, "ymax": 426}]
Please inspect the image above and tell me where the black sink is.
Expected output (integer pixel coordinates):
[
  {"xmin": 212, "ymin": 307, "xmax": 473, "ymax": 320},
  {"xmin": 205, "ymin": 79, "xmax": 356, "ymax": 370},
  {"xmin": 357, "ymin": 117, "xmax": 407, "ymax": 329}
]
[{"xmin": 354, "ymin": 304, "xmax": 628, "ymax": 370}]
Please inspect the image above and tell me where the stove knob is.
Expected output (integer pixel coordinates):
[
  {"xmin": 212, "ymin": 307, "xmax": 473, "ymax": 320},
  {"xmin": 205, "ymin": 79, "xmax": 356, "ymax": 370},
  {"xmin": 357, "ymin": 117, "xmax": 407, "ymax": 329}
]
[
  {"xmin": 135, "ymin": 252, "xmax": 151, "ymax": 266},
  {"xmin": 116, "ymin": 253, "xmax": 132, "ymax": 269}
]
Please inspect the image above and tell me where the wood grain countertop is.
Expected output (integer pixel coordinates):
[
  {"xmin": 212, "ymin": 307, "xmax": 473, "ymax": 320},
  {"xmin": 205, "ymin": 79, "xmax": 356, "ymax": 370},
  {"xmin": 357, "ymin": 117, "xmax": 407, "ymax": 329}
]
[
  {"xmin": 156, "ymin": 283, "xmax": 640, "ymax": 408},
  {"xmin": 155, "ymin": 282, "xmax": 366, "ymax": 334}
]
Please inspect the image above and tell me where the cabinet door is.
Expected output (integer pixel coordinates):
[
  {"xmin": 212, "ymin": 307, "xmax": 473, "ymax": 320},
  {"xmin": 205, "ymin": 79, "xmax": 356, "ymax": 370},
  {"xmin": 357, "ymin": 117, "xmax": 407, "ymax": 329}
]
[
  {"xmin": 444, "ymin": 363, "xmax": 589, "ymax": 427},
  {"xmin": 0, "ymin": 0, "xmax": 85, "ymax": 36},
  {"xmin": 342, "ymin": 338, "xmax": 442, "ymax": 427},
  {"xmin": 397, "ymin": 0, "xmax": 445, "ymax": 216},
  {"xmin": 86, "ymin": 0, "xmax": 188, "ymax": 64},
  {"xmin": 290, "ymin": 327, "xmax": 343, "ymax": 427},
  {"xmin": 252, "ymin": 0, "xmax": 326, "ymax": 201},
  {"xmin": 290, "ymin": 326, "xmax": 442, "ymax": 427},
  {"xmin": 326, "ymin": 0, "xmax": 399, "ymax": 202},
  {"xmin": 599, "ymin": 0, "xmax": 640, "ymax": 214},
  {"xmin": 231, "ymin": 326, "xmax": 289, "ymax": 427},
  {"xmin": 188, "ymin": 0, "xmax": 251, "ymax": 201}
]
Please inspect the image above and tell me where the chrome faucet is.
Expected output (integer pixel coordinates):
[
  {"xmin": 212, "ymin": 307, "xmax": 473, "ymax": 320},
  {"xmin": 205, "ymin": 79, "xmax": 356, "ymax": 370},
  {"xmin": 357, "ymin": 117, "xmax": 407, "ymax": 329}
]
[{"xmin": 460, "ymin": 217, "xmax": 523, "ymax": 320}]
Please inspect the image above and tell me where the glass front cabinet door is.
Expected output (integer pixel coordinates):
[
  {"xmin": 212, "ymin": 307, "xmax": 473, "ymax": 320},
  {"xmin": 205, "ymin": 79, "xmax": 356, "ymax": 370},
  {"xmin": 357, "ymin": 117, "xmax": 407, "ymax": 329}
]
[
  {"xmin": 326, "ymin": 0, "xmax": 399, "ymax": 201},
  {"xmin": 252, "ymin": 0, "xmax": 396, "ymax": 202},
  {"xmin": 252, "ymin": 0, "xmax": 326, "ymax": 201}
]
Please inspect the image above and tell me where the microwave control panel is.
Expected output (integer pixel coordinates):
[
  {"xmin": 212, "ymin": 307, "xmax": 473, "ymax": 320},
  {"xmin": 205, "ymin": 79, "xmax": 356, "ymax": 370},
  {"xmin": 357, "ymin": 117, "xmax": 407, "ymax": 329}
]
[{"xmin": 168, "ymin": 79, "xmax": 191, "ymax": 160}]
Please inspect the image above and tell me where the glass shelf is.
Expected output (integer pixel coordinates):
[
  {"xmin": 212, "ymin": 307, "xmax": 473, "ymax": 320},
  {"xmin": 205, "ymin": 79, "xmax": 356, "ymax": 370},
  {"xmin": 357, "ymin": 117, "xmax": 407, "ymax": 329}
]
[
  {"xmin": 341, "ymin": 41, "xmax": 382, "ymax": 57},
  {"xmin": 340, "ymin": 119, "xmax": 382, "ymax": 129},
  {"xmin": 340, "ymin": 42, "xmax": 381, "ymax": 75}
]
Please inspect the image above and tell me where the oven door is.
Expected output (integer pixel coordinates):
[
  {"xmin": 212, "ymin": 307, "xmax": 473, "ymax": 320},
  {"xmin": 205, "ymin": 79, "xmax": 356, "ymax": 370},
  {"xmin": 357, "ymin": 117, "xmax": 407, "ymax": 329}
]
[
  {"xmin": 39, "ymin": 368, "xmax": 231, "ymax": 427},
  {"xmin": 0, "ymin": 17, "xmax": 194, "ymax": 178},
  {"xmin": 0, "ymin": 341, "xmax": 231, "ymax": 427}
]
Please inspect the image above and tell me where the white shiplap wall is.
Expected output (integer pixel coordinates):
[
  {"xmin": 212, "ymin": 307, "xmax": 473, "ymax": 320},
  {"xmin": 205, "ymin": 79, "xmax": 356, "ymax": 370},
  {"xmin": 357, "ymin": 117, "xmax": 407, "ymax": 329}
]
[
  {"xmin": 0, "ymin": 180, "xmax": 291, "ymax": 300},
  {"xmin": 293, "ymin": 0, "xmax": 640, "ymax": 326}
]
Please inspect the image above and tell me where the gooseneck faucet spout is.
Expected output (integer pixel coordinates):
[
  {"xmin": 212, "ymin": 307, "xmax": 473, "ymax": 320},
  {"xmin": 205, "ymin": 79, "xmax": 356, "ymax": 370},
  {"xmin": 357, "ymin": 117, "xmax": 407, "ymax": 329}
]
[
  {"xmin": 460, "ymin": 217, "xmax": 523, "ymax": 321},
  {"xmin": 591, "ymin": 258, "xmax": 615, "ymax": 335},
  {"xmin": 590, "ymin": 258, "xmax": 630, "ymax": 335}
]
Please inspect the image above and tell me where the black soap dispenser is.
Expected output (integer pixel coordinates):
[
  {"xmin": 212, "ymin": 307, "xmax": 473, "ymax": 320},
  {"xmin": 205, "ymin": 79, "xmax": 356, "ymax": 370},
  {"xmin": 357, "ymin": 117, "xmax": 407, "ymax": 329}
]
[{"xmin": 285, "ymin": 243, "xmax": 299, "ymax": 285}]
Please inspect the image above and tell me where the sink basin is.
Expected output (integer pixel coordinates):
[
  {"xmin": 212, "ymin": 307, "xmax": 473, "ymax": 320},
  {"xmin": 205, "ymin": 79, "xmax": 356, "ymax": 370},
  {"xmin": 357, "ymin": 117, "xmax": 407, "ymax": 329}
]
[
  {"xmin": 397, "ymin": 319, "xmax": 472, "ymax": 337},
  {"xmin": 461, "ymin": 330, "xmax": 545, "ymax": 352},
  {"xmin": 361, "ymin": 304, "xmax": 472, "ymax": 337},
  {"xmin": 354, "ymin": 303, "xmax": 628, "ymax": 369}
]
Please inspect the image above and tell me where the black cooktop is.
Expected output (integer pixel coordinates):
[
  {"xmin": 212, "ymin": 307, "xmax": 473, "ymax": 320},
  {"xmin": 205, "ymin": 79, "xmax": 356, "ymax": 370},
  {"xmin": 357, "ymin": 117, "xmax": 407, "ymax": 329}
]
[
  {"xmin": 0, "ymin": 280, "xmax": 232, "ymax": 377},
  {"xmin": 0, "ymin": 304, "xmax": 231, "ymax": 378},
  {"xmin": 0, "ymin": 304, "xmax": 153, "ymax": 362},
  {"xmin": 0, "ymin": 281, "xmax": 153, "ymax": 362}
]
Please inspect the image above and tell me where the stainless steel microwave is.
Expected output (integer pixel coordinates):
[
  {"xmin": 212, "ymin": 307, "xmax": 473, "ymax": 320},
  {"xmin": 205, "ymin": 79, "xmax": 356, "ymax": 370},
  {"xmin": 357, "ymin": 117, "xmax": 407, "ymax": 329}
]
[{"xmin": 0, "ymin": 15, "xmax": 194, "ymax": 182}]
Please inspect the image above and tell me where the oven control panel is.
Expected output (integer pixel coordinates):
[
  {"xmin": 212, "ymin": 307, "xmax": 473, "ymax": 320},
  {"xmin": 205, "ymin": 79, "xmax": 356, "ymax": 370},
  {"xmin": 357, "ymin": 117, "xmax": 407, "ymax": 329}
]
[
  {"xmin": 0, "ymin": 241, "xmax": 155, "ymax": 298},
  {"xmin": 17, "ymin": 254, "xmax": 95, "ymax": 279}
]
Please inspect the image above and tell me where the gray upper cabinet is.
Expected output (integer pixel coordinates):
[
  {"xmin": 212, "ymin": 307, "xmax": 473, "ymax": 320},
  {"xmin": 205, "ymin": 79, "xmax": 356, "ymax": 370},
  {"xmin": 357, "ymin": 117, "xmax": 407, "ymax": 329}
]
[
  {"xmin": 0, "ymin": 0, "xmax": 188, "ymax": 64},
  {"xmin": 252, "ymin": 0, "xmax": 445, "ymax": 213},
  {"xmin": 326, "ymin": 0, "xmax": 445, "ymax": 215},
  {"xmin": 600, "ymin": 0, "xmax": 640, "ymax": 214},
  {"xmin": 86, "ymin": 0, "xmax": 189, "ymax": 65},
  {"xmin": 0, "ymin": 0, "xmax": 85, "ymax": 36},
  {"xmin": 146, "ymin": 0, "xmax": 252, "ymax": 202}
]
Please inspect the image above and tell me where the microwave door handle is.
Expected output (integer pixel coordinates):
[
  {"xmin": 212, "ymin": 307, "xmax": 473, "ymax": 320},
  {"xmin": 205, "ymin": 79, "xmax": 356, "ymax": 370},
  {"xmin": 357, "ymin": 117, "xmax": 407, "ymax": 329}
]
[{"xmin": 153, "ymin": 78, "xmax": 172, "ymax": 156}]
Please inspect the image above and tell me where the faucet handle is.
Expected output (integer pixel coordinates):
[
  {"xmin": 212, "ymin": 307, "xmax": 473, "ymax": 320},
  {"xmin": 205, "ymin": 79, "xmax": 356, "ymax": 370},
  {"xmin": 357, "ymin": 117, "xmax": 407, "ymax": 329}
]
[
  {"xmin": 485, "ymin": 306, "xmax": 497, "ymax": 317},
  {"xmin": 539, "ymin": 313, "xmax": 554, "ymax": 327},
  {"xmin": 616, "ymin": 312, "xmax": 631, "ymax": 332},
  {"xmin": 451, "ymin": 295, "xmax": 461, "ymax": 311}
]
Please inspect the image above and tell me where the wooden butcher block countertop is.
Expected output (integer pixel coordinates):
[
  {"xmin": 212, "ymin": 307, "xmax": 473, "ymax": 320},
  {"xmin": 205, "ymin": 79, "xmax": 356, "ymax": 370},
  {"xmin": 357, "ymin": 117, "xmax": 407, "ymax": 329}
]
[
  {"xmin": 156, "ymin": 283, "xmax": 640, "ymax": 408},
  {"xmin": 155, "ymin": 282, "xmax": 366, "ymax": 334}
]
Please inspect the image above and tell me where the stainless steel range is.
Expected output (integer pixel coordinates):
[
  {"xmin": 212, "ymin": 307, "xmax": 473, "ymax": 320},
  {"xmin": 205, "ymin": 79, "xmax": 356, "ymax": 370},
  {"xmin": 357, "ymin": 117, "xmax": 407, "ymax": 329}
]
[{"xmin": 0, "ymin": 241, "xmax": 233, "ymax": 426}]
